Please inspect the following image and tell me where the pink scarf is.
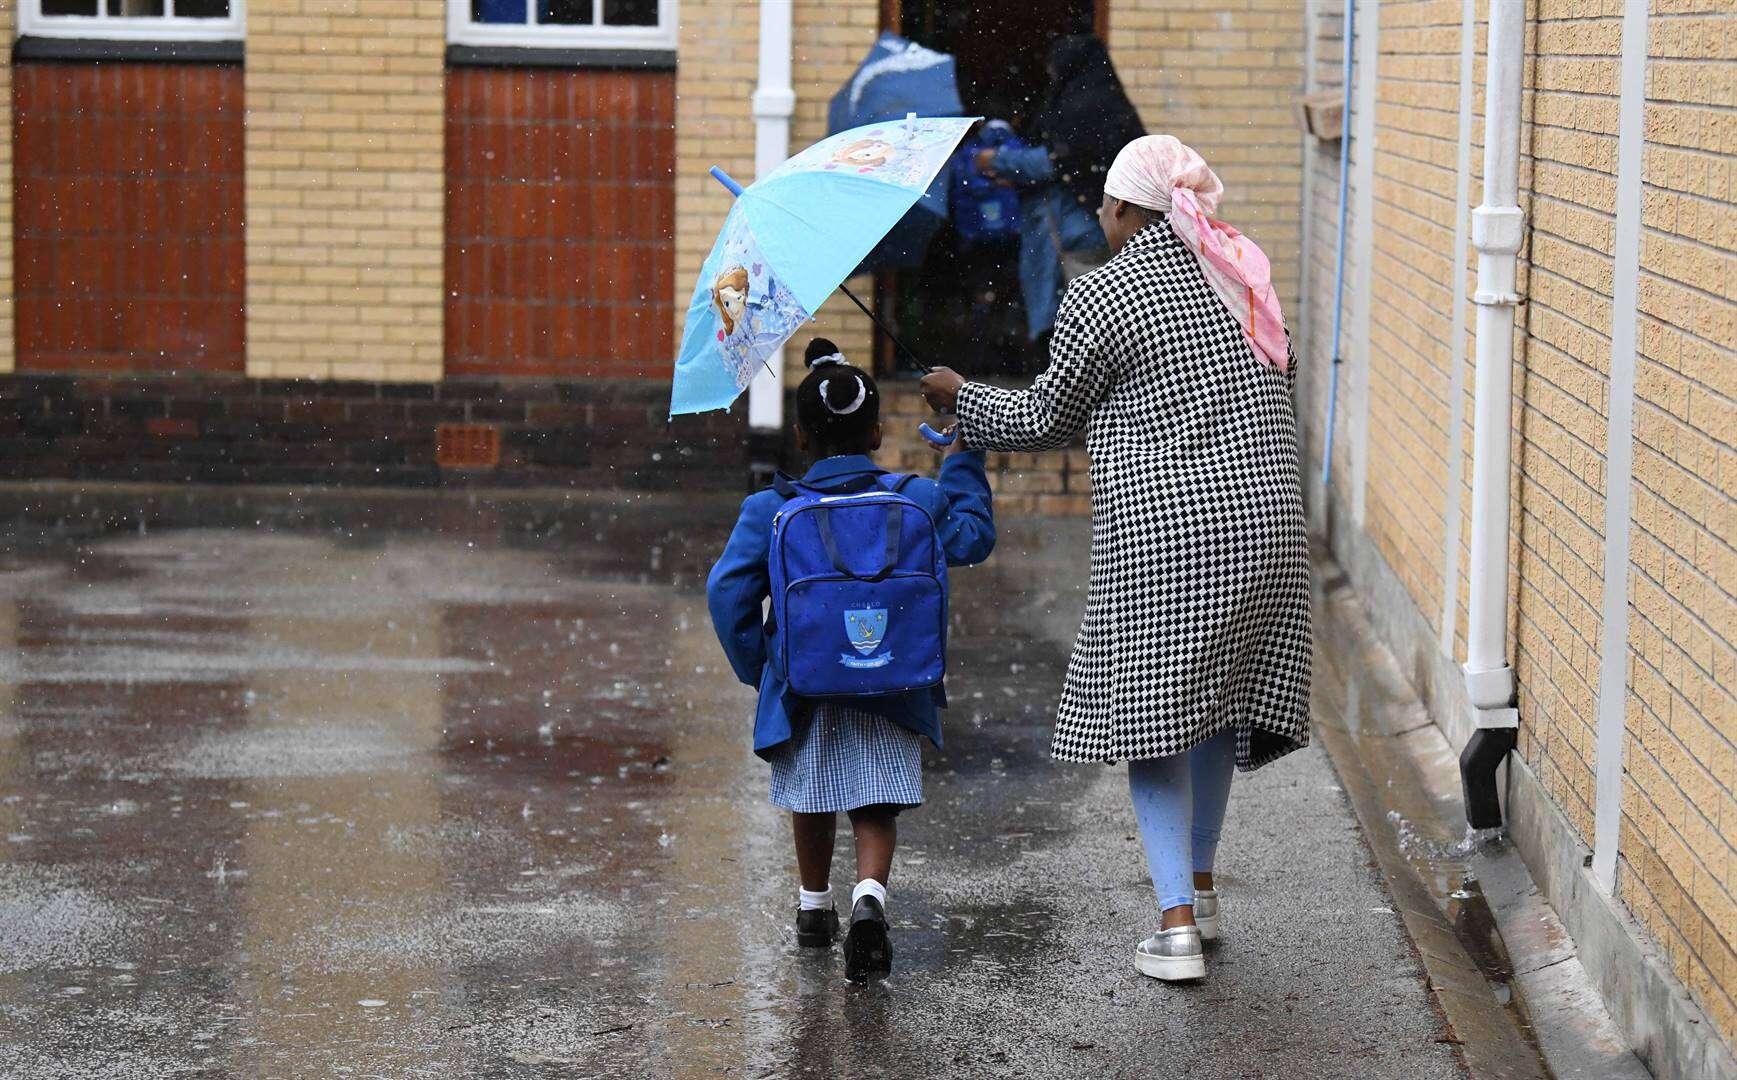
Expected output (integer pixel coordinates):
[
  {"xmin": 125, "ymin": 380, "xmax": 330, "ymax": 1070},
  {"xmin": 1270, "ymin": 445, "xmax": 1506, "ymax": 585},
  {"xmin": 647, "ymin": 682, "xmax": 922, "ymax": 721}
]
[{"xmin": 1102, "ymin": 135, "xmax": 1288, "ymax": 372}]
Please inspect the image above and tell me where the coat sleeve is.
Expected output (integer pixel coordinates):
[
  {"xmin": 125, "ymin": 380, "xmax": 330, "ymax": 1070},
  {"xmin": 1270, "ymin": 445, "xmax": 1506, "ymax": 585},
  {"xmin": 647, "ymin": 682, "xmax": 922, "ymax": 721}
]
[
  {"xmin": 992, "ymin": 144, "xmax": 1056, "ymax": 188},
  {"xmin": 706, "ymin": 495, "xmax": 773, "ymax": 688},
  {"xmin": 929, "ymin": 450, "xmax": 996, "ymax": 567},
  {"xmin": 954, "ymin": 291, "xmax": 1113, "ymax": 453}
]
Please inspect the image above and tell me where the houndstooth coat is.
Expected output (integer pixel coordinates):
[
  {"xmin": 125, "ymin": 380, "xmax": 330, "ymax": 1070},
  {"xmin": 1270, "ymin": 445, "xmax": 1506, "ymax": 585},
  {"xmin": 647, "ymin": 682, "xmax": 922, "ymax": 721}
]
[{"xmin": 955, "ymin": 221, "xmax": 1311, "ymax": 769}]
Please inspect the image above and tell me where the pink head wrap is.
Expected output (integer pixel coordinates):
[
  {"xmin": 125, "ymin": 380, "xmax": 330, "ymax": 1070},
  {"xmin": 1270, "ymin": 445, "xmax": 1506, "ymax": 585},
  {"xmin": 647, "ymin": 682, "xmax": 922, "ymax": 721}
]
[{"xmin": 1102, "ymin": 135, "xmax": 1288, "ymax": 372}]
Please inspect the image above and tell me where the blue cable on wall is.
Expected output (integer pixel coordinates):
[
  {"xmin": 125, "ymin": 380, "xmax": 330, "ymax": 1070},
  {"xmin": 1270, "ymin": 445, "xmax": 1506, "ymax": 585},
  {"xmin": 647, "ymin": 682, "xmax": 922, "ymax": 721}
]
[{"xmin": 1321, "ymin": 0, "xmax": 1356, "ymax": 491}]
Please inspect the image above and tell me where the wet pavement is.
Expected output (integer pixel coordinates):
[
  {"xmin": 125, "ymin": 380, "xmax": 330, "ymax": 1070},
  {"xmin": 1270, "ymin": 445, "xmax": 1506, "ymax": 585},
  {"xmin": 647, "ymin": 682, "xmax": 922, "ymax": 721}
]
[{"xmin": 0, "ymin": 487, "xmax": 1465, "ymax": 1078}]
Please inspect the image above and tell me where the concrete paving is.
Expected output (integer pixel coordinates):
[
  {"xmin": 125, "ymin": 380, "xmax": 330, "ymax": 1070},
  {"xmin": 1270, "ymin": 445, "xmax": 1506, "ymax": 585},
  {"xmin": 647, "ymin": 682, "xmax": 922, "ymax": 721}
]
[{"xmin": 0, "ymin": 488, "xmax": 1466, "ymax": 1078}]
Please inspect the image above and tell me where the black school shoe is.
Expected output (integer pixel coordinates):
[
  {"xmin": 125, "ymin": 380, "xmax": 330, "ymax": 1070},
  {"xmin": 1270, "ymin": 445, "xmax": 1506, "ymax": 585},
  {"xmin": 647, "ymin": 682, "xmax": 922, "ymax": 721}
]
[
  {"xmin": 796, "ymin": 905, "xmax": 840, "ymax": 948},
  {"xmin": 843, "ymin": 895, "xmax": 892, "ymax": 982}
]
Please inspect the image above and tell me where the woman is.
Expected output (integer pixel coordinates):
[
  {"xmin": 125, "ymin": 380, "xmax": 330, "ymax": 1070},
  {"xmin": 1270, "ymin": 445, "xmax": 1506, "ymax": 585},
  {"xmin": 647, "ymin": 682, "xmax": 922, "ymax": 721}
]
[
  {"xmin": 975, "ymin": 34, "xmax": 1146, "ymax": 343},
  {"xmin": 921, "ymin": 136, "xmax": 1310, "ymax": 983}
]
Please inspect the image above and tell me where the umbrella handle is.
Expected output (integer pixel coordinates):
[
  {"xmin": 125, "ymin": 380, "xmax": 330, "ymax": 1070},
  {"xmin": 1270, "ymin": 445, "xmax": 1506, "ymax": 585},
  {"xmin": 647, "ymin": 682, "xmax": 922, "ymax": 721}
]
[{"xmin": 918, "ymin": 423, "xmax": 956, "ymax": 448}]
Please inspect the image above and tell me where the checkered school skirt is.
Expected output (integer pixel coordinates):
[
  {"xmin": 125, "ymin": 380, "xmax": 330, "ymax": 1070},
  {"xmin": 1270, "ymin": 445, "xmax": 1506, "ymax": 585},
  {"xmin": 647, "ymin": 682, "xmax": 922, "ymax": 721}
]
[{"xmin": 767, "ymin": 704, "xmax": 924, "ymax": 814}]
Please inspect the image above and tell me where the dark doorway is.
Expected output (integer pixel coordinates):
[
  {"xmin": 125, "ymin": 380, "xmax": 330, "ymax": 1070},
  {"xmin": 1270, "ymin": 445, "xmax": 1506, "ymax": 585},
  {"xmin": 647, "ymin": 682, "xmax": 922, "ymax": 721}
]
[{"xmin": 877, "ymin": 0, "xmax": 1099, "ymax": 381}]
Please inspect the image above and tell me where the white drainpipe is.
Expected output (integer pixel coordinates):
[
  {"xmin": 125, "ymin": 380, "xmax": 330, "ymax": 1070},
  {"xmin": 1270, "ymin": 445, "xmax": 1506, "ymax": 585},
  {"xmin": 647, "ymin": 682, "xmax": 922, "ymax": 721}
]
[
  {"xmin": 746, "ymin": 0, "xmax": 795, "ymax": 433},
  {"xmin": 1462, "ymin": 1, "xmax": 1526, "ymax": 731}
]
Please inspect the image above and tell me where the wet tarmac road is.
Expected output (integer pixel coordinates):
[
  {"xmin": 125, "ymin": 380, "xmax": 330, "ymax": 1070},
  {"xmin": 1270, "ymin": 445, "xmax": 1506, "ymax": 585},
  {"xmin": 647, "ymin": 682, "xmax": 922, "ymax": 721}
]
[{"xmin": 0, "ymin": 487, "xmax": 1464, "ymax": 1078}]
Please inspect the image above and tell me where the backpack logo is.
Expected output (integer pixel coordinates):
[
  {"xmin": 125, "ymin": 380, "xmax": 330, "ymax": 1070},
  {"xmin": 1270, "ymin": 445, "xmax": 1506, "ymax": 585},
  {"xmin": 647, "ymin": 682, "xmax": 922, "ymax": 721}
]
[{"xmin": 841, "ymin": 608, "xmax": 891, "ymax": 669}]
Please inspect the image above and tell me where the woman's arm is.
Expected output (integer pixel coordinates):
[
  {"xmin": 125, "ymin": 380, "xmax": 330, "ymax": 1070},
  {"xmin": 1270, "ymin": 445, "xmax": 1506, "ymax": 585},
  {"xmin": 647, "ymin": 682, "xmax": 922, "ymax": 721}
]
[
  {"xmin": 925, "ymin": 297, "xmax": 1113, "ymax": 454},
  {"xmin": 705, "ymin": 495, "xmax": 773, "ymax": 688}
]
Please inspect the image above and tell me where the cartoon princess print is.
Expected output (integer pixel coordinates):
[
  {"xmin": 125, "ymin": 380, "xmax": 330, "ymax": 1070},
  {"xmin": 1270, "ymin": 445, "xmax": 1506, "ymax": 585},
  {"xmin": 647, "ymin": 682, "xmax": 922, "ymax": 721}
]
[
  {"xmin": 711, "ymin": 263, "xmax": 801, "ymax": 390},
  {"xmin": 713, "ymin": 266, "xmax": 750, "ymax": 335},
  {"xmin": 832, "ymin": 138, "xmax": 896, "ymax": 171}
]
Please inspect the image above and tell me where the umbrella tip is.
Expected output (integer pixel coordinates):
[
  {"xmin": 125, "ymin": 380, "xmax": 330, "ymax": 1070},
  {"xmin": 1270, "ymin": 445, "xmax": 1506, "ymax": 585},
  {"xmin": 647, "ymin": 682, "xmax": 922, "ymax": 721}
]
[{"xmin": 709, "ymin": 166, "xmax": 744, "ymax": 197}]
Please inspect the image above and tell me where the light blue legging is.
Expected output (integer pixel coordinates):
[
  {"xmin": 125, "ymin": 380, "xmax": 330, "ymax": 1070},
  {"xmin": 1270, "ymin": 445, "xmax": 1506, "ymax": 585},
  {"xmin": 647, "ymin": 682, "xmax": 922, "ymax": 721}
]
[{"xmin": 1128, "ymin": 727, "xmax": 1238, "ymax": 912}]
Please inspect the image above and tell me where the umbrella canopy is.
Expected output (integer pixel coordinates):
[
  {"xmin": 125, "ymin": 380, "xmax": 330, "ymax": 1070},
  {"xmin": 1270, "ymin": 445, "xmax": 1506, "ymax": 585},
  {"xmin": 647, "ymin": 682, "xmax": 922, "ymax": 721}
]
[
  {"xmin": 670, "ymin": 116, "xmax": 977, "ymax": 418},
  {"xmin": 828, "ymin": 33, "xmax": 964, "ymax": 134},
  {"xmin": 829, "ymin": 34, "xmax": 966, "ymax": 275}
]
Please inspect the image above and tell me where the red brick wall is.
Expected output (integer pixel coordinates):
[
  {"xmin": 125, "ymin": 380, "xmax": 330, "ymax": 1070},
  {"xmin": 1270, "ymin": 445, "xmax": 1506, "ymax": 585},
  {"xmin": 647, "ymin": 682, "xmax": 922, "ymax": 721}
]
[
  {"xmin": 446, "ymin": 68, "xmax": 676, "ymax": 379},
  {"xmin": 13, "ymin": 63, "xmax": 245, "ymax": 374}
]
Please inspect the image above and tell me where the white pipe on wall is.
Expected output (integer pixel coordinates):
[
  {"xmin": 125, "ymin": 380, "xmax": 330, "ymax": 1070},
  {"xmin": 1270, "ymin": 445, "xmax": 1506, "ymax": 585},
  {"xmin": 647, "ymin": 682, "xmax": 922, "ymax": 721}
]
[
  {"xmin": 1462, "ymin": 0, "xmax": 1526, "ymax": 729},
  {"xmin": 1592, "ymin": 0, "xmax": 1649, "ymax": 893},
  {"xmin": 747, "ymin": 0, "xmax": 795, "ymax": 433}
]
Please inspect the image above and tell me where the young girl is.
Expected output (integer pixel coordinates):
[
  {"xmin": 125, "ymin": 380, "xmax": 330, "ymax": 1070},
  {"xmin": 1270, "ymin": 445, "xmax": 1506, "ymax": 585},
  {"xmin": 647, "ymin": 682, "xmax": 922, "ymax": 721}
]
[{"xmin": 706, "ymin": 339, "xmax": 995, "ymax": 982}]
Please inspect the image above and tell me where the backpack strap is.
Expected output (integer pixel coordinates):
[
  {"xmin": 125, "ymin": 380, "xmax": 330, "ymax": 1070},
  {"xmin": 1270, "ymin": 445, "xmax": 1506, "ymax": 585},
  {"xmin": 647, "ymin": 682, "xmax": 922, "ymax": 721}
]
[
  {"xmin": 814, "ymin": 504, "xmax": 904, "ymax": 583},
  {"xmin": 770, "ymin": 472, "xmax": 802, "ymax": 499},
  {"xmin": 882, "ymin": 473, "xmax": 920, "ymax": 494}
]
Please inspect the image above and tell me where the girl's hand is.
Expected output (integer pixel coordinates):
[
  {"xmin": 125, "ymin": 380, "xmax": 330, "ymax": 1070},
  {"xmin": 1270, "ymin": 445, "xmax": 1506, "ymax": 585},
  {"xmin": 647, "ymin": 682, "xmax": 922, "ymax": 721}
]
[{"xmin": 920, "ymin": 367, "xmax": 966, "ymax": 413}]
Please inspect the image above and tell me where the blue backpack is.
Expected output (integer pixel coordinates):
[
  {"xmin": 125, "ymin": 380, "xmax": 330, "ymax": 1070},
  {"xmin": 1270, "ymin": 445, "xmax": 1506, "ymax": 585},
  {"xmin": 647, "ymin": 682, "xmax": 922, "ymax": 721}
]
[
  {"xmin": 951, "ymin": 122, "xmax": 1024, "ymax": 249},
  {"xmin": 768, "ymin": 471, "xmax": 948, "ymax": 699}
]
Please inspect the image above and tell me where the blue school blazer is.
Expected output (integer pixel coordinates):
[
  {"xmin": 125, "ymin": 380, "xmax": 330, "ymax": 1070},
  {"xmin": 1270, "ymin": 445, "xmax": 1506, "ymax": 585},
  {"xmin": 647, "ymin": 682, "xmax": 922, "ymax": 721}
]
[{"xmin": 707, "ymin": 451, "xmax": 997, "ymax": 759}]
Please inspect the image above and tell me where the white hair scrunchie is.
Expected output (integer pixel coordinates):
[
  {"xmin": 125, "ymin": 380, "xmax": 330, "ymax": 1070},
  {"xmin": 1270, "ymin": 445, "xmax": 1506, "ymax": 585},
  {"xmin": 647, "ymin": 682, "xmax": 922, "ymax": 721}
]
[
  {"xmin": 805, "ymin": 351, "xmax": 848, "ymax": 370},
  {"xmin": 818, "ymin": 375, "xmax": 867, "ymax": 415}
]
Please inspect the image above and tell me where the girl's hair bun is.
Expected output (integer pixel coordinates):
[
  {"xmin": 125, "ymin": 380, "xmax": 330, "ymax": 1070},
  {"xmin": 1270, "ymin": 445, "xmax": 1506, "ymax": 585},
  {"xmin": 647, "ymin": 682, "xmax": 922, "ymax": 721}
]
[
  {"xmin": 794, "ymin": 348, "xmax": 879, "ymax": 455},
  {"xmin": 804, "ymin": 337, "xmax": 847, "ymax": 369}
]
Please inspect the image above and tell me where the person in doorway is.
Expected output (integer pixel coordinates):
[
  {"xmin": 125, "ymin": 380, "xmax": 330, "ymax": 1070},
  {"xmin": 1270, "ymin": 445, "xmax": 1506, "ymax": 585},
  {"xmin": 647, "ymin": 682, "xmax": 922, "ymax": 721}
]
[
  {"xmin": 706, "ymin": 339, "xmax": 995, "ymax": 983},
  {"xmin": 920, "ymin": 135, "xmax": 1310, "ymax": 982},
  {"xmin": 974, "ymin": 34, "xmax": 1146, "ymax": 343},
  {"xmin": 951, "ymin": 116, "xmax": 1027, "ymax": 373}
]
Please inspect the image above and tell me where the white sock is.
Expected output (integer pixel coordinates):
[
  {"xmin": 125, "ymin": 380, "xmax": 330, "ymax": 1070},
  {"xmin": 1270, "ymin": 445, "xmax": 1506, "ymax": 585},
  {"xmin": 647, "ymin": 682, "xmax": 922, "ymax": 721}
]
[
  {"xmin": 852, "ymin": 878, "xmax": 888, "ymax": 911},
  {"xmin": 798, "ymin": 885, "xmax": 832, "ymax": 911}
]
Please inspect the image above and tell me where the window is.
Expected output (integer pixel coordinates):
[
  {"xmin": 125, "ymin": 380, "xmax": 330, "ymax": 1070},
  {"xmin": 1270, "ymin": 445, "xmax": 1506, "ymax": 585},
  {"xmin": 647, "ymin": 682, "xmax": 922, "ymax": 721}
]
[
  {"xmin": 449, "ymin": 0, "xmax": 675, "ymax": 50},
  {"xmin": 20, "ymin": 0, "xmax": 243, "ymax": 40}
]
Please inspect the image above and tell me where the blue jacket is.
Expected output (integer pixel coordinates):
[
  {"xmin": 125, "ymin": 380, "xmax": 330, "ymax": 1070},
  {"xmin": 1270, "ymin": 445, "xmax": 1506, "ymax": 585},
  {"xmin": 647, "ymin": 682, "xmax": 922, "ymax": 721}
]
[
  {"xmin": 993, "ymin": 143, "xmax": 1110, "ymax": 340},
  {"xmin": 707, "ymin": 452, "xmax": 997, "ymax": 758}
]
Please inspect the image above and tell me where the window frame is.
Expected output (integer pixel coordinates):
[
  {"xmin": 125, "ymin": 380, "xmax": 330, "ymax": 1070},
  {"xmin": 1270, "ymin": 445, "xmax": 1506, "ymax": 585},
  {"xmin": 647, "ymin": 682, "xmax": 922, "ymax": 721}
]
[
  {"xmin": 18, "ymin": 0, "xmax": 245, "ymax": 41},
  {"xmin": 447, "ymin": 0, "xmax": 676, "ymax": 51}
]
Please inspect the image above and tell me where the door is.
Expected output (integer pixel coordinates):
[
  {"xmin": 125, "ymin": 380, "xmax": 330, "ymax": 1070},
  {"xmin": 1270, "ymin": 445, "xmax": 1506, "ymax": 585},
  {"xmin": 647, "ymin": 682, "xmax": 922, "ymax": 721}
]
[{"xmin": 874, "ymin": 0, "xmax": 1101, "ymax": 379}]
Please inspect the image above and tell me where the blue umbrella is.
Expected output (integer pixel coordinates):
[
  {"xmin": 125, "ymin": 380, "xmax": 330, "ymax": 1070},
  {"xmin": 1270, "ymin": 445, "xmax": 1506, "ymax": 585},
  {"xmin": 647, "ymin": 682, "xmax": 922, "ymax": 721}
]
[
  {"xmin": 829, "ymin": 34, "xmax": 966, "ymax": 274},
  {"xmin": 669, "ymin": 115, "xmax": 978, "ymax": 418},
  {"xmin": 829, "ymin": 33, "xmax": 965, "ymax": 133}
]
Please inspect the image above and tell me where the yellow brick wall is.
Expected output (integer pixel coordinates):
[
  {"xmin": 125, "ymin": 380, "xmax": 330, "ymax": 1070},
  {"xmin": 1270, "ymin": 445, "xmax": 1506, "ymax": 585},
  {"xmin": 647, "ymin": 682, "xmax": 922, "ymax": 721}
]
[
  {"xmin": 0, "ymin": 0, "xmax": 13, "ymax": 375},
  {"xmin": 1512, "ymin": 0, "xmax": 1619, "ymax": 855},
  {"xmin": 1614, "ymin": 0, "xmax": 1737, "ymax": 1044},
  {"xmin": 244, "ymin": 0, "xmax": 446, "ymax": 382},
  {"xmin": 1295, "ymin": 0, "xmax": 1736, "ymax": 1047},
  {"xmin": 1107, "ymin": 0, "xmax": 1307, "ymax": 311},
  {"xmin": 1362, "ymin": 0, "xmax": 1463, "ymax": 629}
]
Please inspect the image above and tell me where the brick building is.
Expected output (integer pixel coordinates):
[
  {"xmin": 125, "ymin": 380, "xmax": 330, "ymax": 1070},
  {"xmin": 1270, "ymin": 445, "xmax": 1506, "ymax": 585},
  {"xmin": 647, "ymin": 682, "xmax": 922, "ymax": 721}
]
[
  {"xmin": 1293, "ymin": 2, "xmax": 1734, "ymax": 1077},
  {"xmin": 0, "ymin": 0, "xmax": 1308, "ymax": 498}
]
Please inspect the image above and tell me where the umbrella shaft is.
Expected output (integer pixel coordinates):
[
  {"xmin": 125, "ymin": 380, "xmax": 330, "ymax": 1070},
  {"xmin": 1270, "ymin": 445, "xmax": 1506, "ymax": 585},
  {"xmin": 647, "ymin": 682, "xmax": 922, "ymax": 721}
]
[{"xmin": 838, "ymin": 282, "xmax": 931, "ymax": 376}]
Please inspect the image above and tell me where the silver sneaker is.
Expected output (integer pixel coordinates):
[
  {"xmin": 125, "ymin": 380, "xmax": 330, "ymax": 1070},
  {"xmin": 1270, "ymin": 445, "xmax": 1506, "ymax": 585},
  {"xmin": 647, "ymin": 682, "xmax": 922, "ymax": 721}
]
[
  {"xmin": 1134, "ymin": 925, "xmax": 1205, "ymax": 981},
  {"xmin": 1194, "ymin": 889, "xmax": 1221, "ymax": 942}
]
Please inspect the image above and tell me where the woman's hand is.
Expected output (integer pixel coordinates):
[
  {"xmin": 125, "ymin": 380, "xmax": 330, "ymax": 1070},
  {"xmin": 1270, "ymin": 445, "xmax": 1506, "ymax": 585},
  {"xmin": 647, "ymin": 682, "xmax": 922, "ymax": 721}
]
[
  {"xmin": 920, "ymin": 367, "xmax": 966, "ymax": 413},
  {"xmin": 973, "ymin": 147, "xmax": 998, "ymax": 176}
]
